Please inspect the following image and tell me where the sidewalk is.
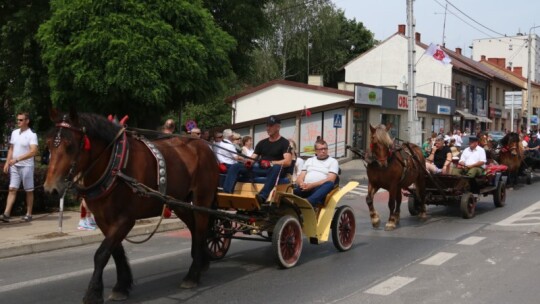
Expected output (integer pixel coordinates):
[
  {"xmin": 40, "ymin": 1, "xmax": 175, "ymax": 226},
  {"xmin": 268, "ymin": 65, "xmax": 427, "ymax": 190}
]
[
  {"xmin": 0, "ymin": 211, "xmax": 185, "ymax": 259},
  {"xmin": 0, "ymin": 159, "xmax": 367, "ymax": 260}
]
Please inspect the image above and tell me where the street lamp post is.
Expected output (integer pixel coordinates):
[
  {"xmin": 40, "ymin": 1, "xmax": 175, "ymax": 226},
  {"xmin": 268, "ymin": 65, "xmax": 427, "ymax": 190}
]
[{"xmin": 527, "ymin": 26, "xmax": 540, "ymax": 133}]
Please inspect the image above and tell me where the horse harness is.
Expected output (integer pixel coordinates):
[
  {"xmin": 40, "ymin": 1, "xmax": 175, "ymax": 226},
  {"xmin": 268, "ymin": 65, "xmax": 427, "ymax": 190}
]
[
  {"xmin": 370, "ymin": 143, "xmax": 414, "ymax": 184},
  {"xmin": 54, "ymin": 118, "xmax": 168, "ymax": 200}
]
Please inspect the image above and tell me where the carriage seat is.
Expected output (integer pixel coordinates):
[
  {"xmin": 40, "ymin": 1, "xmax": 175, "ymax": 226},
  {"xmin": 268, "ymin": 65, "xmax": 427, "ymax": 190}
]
[{"xmin": 218, "ymin": 174, "xmax": 291, "ymax": 188}]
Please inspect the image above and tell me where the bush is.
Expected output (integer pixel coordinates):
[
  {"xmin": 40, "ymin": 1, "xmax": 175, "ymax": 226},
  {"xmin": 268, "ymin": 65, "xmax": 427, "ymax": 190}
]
[{"xmin": 0, "ymin": 163, "xmax": 78, "ymax": 216}]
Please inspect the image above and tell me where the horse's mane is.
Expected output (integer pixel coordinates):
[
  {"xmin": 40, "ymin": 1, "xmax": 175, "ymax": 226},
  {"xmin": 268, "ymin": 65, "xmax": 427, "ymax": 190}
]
[
  {"xmin": 48, "ymin": 112, "xmax": 121, "ymax": 144},
  {"xmin": 500, "ymin": 132, "xmax": 519, "ymax": 147},
  {"xmin": 373, "ymin": 124, "xmax": 394, "ymax": 147}
]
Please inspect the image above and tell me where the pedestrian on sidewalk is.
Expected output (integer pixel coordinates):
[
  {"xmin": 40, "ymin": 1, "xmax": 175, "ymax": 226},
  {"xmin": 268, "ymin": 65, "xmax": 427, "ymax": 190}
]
[
  {"xmin": 78, "ymin": 198, "xmax": 97, "ymax": 230},
  {"xmin": 1, "ymin": 112, "xmax": 38, "ymax": 223}
]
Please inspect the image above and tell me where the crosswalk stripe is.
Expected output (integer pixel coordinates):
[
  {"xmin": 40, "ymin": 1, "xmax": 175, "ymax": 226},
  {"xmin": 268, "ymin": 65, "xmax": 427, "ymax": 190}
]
[
  {"xmin": 420, "ymin": 252, "xmax": 457, "ymax": 266},
  {"xmin": 458, "ymin": 236, "xmax": 485, "ymax": 245},
  {"xmin": 496, "ymin": 200, "xmax": 540, "ymax": 226},
  {"xmin": 364, "ymin": 276, "xmax": 416, "ymax": 295}
]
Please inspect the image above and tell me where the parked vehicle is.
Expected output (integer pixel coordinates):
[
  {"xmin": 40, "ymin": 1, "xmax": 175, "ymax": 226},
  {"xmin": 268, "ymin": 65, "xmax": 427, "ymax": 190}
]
[
  {"xmin": 490, "ymin": 131, "xmax": 505, "ymax": 142},
  {"xmin": 0, "ymin": 149, "xmax": 7, "ymax": 163}
]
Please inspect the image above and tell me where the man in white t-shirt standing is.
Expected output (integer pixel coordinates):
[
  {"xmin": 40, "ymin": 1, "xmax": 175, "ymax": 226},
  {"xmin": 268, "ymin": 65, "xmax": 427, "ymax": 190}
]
[
  {"xmin": 1, "ymin": 112, "xmax": 39, "ymax": 222},
  {"xmin": 294, "ymin": 140, "xmax": 339, "ymax": 206}
]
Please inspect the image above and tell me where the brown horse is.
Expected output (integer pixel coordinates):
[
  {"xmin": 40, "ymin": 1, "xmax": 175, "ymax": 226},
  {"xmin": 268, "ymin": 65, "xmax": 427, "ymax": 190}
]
[
  {"xmin": 498, "ymin": 132, "xmax": 523, "ymax": 186},
  {"xmin": 43, "ymin": 109, "xmax": 219, "ymax": 303},
  {"xmin": 366, "ymin": 124, "xmax": 427, "ymax": 230}
]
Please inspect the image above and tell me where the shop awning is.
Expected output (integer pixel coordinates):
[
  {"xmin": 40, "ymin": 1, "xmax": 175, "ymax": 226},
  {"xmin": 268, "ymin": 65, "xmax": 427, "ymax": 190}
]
[
  {"xmin": 455, "ymin": 109, "xmax": 476, "ymax": 120},
  {"xmin": 476, "ymin": 116, "xmax": 493, "ymax": 123}
]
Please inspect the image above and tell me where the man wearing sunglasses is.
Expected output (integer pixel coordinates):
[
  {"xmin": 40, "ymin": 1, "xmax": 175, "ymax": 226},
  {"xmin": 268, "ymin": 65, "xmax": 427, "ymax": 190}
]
[{"xmin": 1, "ymin": 112, "xmax": 38, "ymax": 222}]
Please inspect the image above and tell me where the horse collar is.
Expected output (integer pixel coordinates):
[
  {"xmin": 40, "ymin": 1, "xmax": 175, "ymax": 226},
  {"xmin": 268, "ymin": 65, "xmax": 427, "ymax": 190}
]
[{"xmin": 77, "ymin": 130, "xmax": 129, "ymax": 200}]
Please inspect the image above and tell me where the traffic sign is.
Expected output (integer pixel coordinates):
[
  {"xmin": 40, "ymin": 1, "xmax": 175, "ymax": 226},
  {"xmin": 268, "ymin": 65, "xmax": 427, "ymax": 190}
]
[
  {"xmin": 333, "ymin": 114, "xmax": 342, "ymax": 128},
  {"xmin": 185, "ymin": 120, "xmax": 197, "ymax": 131}
]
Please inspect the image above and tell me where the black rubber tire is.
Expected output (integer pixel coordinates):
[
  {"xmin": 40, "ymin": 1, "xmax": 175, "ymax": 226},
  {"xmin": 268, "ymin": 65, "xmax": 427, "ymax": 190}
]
[
  {"xmin": 460, "ymin": 192, "xmax": 476, "ymax": 219},
  {"xmin": 206, "ymin": 217, "xmax": 232, "ymax": 260},
  {"xmin": 493, "ymin": 180, "xmax": 507, "ymax": 208},
  {"xmin": 272, "ymin": 215, "xmax": 303, "ymax": 269},
  {"xmin": 331, "ymin": 205, "xmax": 356, "ymax": 252}
]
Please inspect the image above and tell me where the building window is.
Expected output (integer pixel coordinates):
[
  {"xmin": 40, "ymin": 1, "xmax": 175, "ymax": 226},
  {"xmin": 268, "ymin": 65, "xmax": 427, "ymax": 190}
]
[
  {"xmin": 381, "ymin": 114, "xmax": 400, "ymax": 139},
  {"xmin": 433, "ymin": 118, "xmax": 445, "ymax": 134}
]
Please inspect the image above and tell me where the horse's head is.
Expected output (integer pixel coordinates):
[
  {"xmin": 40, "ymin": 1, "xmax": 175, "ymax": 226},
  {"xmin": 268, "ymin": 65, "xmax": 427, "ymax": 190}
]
[
  {"xmin": 500, "ymin": 132, "xmax": 522, "ymax": 157},
  {"xmin": 43, "ymin": 108, "xmax": 87, "ymax": 194},
  {"xmin": 369, "ymin": 124, "xmax": 394, "ymax": 167}
]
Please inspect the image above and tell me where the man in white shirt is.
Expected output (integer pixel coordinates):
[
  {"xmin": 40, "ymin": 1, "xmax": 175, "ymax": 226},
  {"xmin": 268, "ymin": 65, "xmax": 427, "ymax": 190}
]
[
  {"xmin": 215, "ymin": 129, "xmax": 239, "ymax": 168},
  {"xmin": 453, "ymin": 130, "xmax": 463, "ymax": 148},
  {"xmin": 451, "ymin": 136, "xmax": 486, "ymax": 177},
  {"xmin": 1, "ymin": 112, "xmax": 38, "ymax": 222},
  {"xmin": 294, "ymin": 140, "xmax": 339, "ymax": 206}
]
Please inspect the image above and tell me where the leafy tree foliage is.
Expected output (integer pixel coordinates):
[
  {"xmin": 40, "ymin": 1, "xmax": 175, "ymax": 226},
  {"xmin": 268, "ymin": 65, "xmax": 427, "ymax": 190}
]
[
  {"xmin": 37, "ymin": 0, "xmax": 235, "ymax": 127},
  {"xmin": 0, "ymin": 0, "xmax": 51, "ymax": 141}
]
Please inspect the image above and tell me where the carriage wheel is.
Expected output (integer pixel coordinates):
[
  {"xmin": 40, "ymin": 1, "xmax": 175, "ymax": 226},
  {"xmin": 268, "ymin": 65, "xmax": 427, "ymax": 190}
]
[
  {"xmin": 526, "ymin": 169, "xmax": 532, "ymax": 185},
  {"xmin": 493, "ymin": 180, "xmax": 507, "ymax": 208},
  {"xmin": 272, "ymin": 215, "xmax": 303, "ymax": 268},
  {"xmin": 408, "ymin": 196, "xmax": 420, "ymax": 216},
  {"xmin": 460, "ymin": 192, "xmax": 476, "ymax": 219},
  {"xmin": 206, "ymin": 217, "xmax": 232, "ymax": 260},
  {"xmin": 331, "ymin": 205, "xmax": 356, "ymax": 252}
]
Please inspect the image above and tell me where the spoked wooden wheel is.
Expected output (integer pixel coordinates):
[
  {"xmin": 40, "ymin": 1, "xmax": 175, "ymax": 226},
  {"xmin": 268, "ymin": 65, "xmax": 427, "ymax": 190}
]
[
  {"xmin": 272, "ymin": 215, "xmax": 303, "ymax": 268},
  {"xmin": 460, "ymin": 192, "xmax": 476, "ymax": 219},
  {"xmin": 493, "ymin": 180, "xmax": 507, "ymax": 207},
  {"xmin": 331, "ymin": 205, "xmax": 356, "ymax": 252},
  {"xmin": 408, "ymin": 196, "xmax": 420, "ymax": 216},
  {"xmin": 206, "ymin": 217, "xmax": 232, "ymax": 260}
]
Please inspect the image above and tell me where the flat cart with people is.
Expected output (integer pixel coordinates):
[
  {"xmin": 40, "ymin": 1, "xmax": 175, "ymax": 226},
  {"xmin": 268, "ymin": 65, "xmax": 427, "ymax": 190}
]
[
  {"xmin": 407, "ymin": 167, "xmax": 507, "ymax": 219},
  {"xmin": 208, "ymin": 178, "xmax": 359, "ymax": 268}
]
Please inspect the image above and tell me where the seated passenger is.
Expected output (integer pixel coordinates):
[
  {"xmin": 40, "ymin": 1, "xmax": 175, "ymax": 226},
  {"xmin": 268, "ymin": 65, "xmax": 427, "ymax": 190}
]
[
  {"xmin": 222, "ymin": 115, "xmax": 292, "ymax": 205},
  {"xmin": 425, "ymin": 137, "xmax": 452, "ymax": 174},
  {"xmin": 451, "ymin": 136, "xmax": 486, "ymax": 178},
  {"xmin": 293, "ymin": 140, "xmax": 339, "ymax": 206},
  {"xmin": 215, "ymin": 129, "xmax": 240, "ymax": 169},
  {"xmin": 526, "ymin": 133, "xmax": 540, "ymax": 158}
]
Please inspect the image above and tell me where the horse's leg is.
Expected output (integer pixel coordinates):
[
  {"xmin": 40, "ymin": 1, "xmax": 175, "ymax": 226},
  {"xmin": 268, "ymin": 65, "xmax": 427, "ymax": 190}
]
[
  {"xmin": 385, "ymin": 188, "xmax": 398, "ymax": 231},
  {"xmin": 180, "ymin": 211, "xmax": 210, "ymax": 289},
  {"xmin": 109, "ymin": 244, "xmax": 133, "ymax": 301},
  {"xmin": 84, "ymin": 221, "xmax": 134, "ymax": 304},
  {"xmin": 366, "ymin": 183, "xmax": 381, "ymax": 228}
]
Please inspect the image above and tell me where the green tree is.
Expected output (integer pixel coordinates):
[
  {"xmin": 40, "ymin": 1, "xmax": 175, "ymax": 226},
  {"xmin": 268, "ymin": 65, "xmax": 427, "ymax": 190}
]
[
  {"xmin": 0, "ymin": 0, "xmax": 51, "ymax": 140},
  {"xmin": 37, "ymin": 0, "xmax": 235, "ymax": 128}
]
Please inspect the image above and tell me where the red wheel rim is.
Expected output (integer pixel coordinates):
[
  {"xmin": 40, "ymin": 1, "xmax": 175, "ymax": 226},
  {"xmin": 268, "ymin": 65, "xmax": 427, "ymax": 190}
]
[
  {"xmin": 338, "ymin": 210, "xmax": 355, "ymax": 247},
  {"xmin": 279, "ymin": 221, "xmax": 301, "ymax": 264}
]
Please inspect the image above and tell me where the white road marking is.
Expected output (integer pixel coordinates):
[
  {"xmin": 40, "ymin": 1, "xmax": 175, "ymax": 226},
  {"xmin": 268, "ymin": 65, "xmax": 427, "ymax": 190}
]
[
  {"xmin": 496, "ymin": 200, "xmax": 540, "ymax": 226},
  {"xmin": 458, "ymin": 236, "xmax": 486, "ymax": 245},
  {"xmin": 420, "ymin": 252, "xmax": 457, "ymax": 266},
  {"xmin": 364, "ymin": 276, "xmax": 416, "ymax": 296},
  {"xmin": 0, "ymin": 248, "xmax": 190, "ymax": 293}
]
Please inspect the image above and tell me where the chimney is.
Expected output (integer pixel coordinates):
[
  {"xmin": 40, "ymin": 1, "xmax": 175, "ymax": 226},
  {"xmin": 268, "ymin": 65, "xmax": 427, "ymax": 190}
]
[
  {"xmin": 398, "ymin": 24, "xmax": 406, "ymax": 35},
  {"xmin": 455, "ymin": 47, "xmax": 462, "ymax": 55},
  {"xmin": 481, "ymin": 55, "xmax": 486, "ymax": 61},
  {"xmin": 487, "ymin": 58, "xmax": 506, "ymax": 68},
  {"xmin": 415, "ymin": 32, "xmax": 421, "ymax": 42},
  {"xmin": 506, "ymin": 66, "xmax": 512, "ymax": 71},
  {"xmin": 308, "ymin": 75, "xmax": 323, "ymax": 87},
  {"xmin": 513, "ymin": 67, "xmax": 523, "ymax": 76}
]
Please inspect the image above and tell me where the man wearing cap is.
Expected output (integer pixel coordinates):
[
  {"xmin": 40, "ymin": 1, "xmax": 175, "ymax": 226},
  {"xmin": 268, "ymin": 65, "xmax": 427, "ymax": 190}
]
[
  {"xmin": 222, "ymin": 115, "xmax": 292, "ymax": 204},
  {"xmin": 451, "ymin": 136, "xmax": 486, "ymax": 177},
  {"xmin": 526, "ymin": 133, "xmax": 540, "ymax": 158}
]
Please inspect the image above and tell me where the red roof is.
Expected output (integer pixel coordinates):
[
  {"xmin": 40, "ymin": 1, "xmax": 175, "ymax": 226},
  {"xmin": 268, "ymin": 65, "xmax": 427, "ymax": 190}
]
[{"xmin": 224, "ymin": 79, "xmax": 354, "ymax": 103}]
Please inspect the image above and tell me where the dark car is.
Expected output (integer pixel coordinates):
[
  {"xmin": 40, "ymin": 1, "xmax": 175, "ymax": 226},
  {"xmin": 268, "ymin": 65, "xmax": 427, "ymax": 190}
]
[
  {"xmin": 0, "ymin": 149, "xmax": 7, "ymax": 163},
  {"xmin": 489, "ymin": 131, "xmax": 505, "ymax": 142}
]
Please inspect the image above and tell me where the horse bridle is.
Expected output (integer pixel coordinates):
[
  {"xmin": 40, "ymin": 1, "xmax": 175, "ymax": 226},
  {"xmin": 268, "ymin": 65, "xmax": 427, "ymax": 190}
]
[{"xmin": 54, "ymin": 115, "xmax": 91, "ymax": 186}]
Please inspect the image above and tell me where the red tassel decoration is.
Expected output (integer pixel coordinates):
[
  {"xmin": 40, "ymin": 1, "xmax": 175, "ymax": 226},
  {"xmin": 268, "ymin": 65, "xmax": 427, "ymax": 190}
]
[
  {"xmin": 163, "ymin": 206, "xmax": 172, "ymax": 218},
  {"xmin": 83, "ymin": 135, "xmax": 91, "ymax": 150}
]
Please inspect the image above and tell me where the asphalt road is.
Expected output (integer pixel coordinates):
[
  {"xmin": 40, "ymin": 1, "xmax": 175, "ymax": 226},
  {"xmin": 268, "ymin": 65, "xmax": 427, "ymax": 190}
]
[{"xmin": 1, "ymin": 177, "xmax": 540, "ymax": 304}]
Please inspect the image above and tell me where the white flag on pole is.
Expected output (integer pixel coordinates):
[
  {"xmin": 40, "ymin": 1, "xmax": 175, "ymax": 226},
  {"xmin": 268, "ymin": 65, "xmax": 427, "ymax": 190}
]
[{"xmin": 425, "ymin": 43, "xmax": 452, "ymax": 65}]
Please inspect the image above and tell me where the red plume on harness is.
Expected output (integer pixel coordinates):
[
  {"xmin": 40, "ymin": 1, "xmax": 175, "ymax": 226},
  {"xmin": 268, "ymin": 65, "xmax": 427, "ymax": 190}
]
[{"xmin": 83, "ymin": 135, "xmax": 91, "ymax": 150}]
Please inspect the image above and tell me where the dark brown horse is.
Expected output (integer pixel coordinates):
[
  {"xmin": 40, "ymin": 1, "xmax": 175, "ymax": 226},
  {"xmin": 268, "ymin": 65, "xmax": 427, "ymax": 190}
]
[
  {"xmin": 498, "ymin": 132, "xmax": 523, "ymax": 186},
  {"xmin": 43, "ymin": 109, "xmax": 219, "ymax": 303},
  {"xmin": 366, "ymin": 124, "xmax": 427, "ymax": 230}
]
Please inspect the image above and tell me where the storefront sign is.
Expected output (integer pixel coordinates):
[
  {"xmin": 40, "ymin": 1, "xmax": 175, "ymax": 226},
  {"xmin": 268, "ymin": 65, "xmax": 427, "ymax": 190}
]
[
  {"xmin": 489, "ymin": 107, "xmax": 502, "ymax": 118},
  {"xmin": 437, "ymin": 105, "xmax": 451, "ymax": 115},
  {"xmin": 397, "ymin": 94, "xmax": 427, "ymax": 111},
  {"xmin": 355, "ymin": 86, "xmax": 382, "ymax": 106}
]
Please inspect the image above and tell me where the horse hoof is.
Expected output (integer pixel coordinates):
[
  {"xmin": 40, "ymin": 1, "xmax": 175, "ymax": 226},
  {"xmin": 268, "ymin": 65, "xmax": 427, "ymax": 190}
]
[
  {"xmin": 108, "ymin": 291, "xmax": 128, "ymax": 301},
  {"xmin": 371, "ymin": 220, "xmax": 380, "ymax": 229},
  {"xmin": 418, "ymin": 212, "xmax": 428, "ymax": 221},
  {"xmin": 180, "ymin": 280, "xmax": 198, "ymax": 289},
  {"xmin": 384, "ymin": 223, "xmax": 396, "ymax": 231}
]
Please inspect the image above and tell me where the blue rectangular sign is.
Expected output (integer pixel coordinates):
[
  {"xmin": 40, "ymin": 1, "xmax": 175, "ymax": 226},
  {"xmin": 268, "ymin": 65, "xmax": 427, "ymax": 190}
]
[{"xmin": 333, "ymin": 114, "xmax": 342, "ymax": 128}]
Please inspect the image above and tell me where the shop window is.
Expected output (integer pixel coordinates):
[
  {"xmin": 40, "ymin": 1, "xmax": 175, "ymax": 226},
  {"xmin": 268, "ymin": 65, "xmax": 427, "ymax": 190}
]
[{"xmin": 381, "ymin": 114, "xmax": 400, "ymax": 139}]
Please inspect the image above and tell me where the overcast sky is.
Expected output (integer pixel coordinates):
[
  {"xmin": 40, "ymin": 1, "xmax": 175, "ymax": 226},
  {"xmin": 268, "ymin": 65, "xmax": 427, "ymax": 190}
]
[{"xmin": 333, "ymin": 0, "xmax": 540, "ymax": 57}]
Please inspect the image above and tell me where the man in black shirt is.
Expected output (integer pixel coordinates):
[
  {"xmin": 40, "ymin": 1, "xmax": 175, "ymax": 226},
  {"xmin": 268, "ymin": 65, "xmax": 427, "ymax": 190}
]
[
  {"xmin": 527, "ymin": 133, "xmax": 540, "ymax": 158},
  {"xmin": 425, "ymin": 137, "xmax": 452, "ymax": 174},
  {"xmin": 222, "ymin": 115, "xmax": 292, "ymax": 204}
]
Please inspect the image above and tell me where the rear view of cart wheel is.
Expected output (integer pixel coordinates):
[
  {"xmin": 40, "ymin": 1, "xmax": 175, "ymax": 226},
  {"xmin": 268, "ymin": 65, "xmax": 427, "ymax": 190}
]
[
  {"xmin": 493, "ymin": 180, "xmax": 507, "ymax": 207},
  {"xmin": 460, "ymin": 192, "xmax": 476, "ymax": 219},
  {"xmin": 272, "ymin": 215, "xmax": 303, "ymax": 268},
  {"xmin": 206, "ymin": 217, "xmax": 232, "ymax": 260},
  {"xmin": 331, "ymin": 205, "xmax": 356, "ymax": 251},
  {"xmin": 408, "ymin": 196, "xmax": 420, "ymax": 216}
]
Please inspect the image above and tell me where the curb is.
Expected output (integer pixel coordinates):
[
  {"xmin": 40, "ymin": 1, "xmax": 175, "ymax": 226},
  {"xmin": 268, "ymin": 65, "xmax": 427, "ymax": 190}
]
[{"xmin": 0, "ymin": 220, "xmax": 185, "ymax": 259}]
